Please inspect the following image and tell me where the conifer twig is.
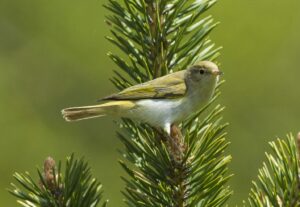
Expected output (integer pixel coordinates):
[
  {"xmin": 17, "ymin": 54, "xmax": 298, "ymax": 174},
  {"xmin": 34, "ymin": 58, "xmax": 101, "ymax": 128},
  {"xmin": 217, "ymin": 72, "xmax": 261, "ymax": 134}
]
[
  {"xmin": 9, "ymin": 155, "xmax": 108, "ymax": 207},
  {"xmin": 8, "ymin": 1, "xmax": 300, "ymax": 206},
  {"xmin": 105, "ymin": 0, "xmax": 231, "ymax": 206},
  {"xmin": 247, "ymin": 134, "xmax": 300, "ymax": 207}
]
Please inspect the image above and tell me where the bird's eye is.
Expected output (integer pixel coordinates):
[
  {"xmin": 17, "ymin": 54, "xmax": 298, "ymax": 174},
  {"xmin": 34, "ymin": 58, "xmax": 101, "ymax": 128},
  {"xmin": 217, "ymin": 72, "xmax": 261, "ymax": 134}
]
[{"xmin": 199, "ymin": 69, "xmax": 205, "ymax": 75}]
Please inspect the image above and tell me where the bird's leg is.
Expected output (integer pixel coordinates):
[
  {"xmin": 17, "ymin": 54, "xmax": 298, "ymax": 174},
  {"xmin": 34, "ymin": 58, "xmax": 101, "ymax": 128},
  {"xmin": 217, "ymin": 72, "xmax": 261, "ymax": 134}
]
[{"xmin": 153, "ymin": 123, "xmax": 171, "ymax": 143}]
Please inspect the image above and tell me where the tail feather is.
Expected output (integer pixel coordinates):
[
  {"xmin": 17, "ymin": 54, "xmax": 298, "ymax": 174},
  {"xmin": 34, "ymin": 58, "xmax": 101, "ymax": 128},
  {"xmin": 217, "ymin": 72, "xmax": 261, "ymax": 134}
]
[
  {"xmin": 62, "ymin": 105, "xmax": 106, "ymax": 122},
  {"xmin": 62, "ymin": 101, "xmax": 135, "ymax": 122}
]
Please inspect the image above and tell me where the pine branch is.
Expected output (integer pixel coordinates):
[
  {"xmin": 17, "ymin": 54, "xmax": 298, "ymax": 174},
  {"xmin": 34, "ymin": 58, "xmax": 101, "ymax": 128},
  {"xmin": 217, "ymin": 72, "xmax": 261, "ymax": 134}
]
[
  {"xmin": 105, "ymin": 0, "xmax": 231, "ymax": 206},
  {"xmin": 9, "ymin": 155, "xmax": 108, "ymax": 207},
  {"xmin": 105, "ymin": 0, "xmax": 221, "ymax": 85},
  {"xmin": 8, "ymin": 1, "xmax": 300, "ymax": 207},
  {"xmin": 247, "ymin": 134, "xmax": 300, "ymax": 207},
  {"xmin": 118, "ymin": 106, "xmax": 232, "ymax": 207}
]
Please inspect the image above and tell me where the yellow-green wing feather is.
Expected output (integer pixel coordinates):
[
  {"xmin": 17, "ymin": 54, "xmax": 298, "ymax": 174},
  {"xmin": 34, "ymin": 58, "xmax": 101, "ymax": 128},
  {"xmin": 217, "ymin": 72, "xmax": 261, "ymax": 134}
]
[{"xmin": 102, "ymin": 70, "xmax": 187, "ymax": 100}]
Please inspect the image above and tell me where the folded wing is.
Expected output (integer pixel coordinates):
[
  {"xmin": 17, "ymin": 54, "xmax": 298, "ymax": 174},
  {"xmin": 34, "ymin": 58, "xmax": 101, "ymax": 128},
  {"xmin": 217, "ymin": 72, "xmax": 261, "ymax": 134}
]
[{"xmin": 102, "ymin": 70, "xmax": 187, "ymax": 100}]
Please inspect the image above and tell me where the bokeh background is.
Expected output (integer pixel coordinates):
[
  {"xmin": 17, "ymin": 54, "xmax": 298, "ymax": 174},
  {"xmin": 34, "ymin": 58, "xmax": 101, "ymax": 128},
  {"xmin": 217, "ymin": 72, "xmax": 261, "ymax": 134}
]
[{"xmin": 0, "ymin": 0, "xmax": 299, "ymax": 206}]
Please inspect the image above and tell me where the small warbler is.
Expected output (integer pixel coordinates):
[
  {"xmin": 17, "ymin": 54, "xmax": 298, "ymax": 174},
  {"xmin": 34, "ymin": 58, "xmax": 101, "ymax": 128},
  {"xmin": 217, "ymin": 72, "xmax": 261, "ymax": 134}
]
[{"xmin": 62, "ymin": 61, "xmax": 222, "ymax": 134}]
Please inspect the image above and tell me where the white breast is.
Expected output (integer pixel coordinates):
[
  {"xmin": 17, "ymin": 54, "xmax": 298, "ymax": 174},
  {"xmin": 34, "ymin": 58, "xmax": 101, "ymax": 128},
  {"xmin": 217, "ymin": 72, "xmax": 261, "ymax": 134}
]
[
  {"xmin": 123, "ymin": 76, "xmax": 218, "ymax": 134},
  {"xmin": 125, "ymin": 98, "xmax": 193, "ymax": 133}
]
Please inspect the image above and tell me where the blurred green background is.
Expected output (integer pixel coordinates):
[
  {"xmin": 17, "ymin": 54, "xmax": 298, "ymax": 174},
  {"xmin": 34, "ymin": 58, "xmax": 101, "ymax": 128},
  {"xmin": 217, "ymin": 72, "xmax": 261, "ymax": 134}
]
[{"xmin": 0, "ymin": 0, "xmax": 299, "ymax": 206}]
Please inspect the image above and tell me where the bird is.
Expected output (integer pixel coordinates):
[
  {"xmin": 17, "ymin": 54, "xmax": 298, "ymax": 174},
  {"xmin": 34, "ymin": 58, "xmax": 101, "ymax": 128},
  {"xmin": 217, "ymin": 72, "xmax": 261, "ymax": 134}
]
[{"xmin": 62, "ymin": 61, "xmax": 222, "ymax": 135}]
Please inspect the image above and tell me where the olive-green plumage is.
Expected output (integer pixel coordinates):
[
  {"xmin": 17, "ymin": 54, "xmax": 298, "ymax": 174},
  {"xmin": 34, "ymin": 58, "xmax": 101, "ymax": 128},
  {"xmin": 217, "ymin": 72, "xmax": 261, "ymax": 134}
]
[
  {"xmin": 62, "ymin": 61, "xmax": 222, "ymax": 134},
  {"xmin": 102, "ymin": 70, "xmax": 186, "ymax": 100}
]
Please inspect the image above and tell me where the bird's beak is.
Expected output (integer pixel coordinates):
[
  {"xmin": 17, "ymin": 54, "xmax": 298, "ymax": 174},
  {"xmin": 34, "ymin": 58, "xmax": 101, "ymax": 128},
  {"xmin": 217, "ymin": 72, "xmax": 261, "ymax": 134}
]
[{"xmin": 212, "ymin": 70, "xmax": 223, "ymax": 76}]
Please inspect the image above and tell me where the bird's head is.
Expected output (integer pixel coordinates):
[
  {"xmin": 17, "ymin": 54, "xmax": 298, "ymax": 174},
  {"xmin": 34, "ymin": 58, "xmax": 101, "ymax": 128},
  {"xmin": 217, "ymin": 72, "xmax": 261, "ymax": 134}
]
[{"xmin": 185, "ymin": 61, "xmax": 223, "ymax": 93}]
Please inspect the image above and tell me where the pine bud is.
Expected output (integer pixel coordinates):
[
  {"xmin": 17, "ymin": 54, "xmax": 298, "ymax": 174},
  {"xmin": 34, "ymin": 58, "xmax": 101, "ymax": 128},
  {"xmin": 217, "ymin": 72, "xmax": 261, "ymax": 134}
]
[{"xmin": 41, "ymin": 157, "xmax": 56, "ymax": 191}]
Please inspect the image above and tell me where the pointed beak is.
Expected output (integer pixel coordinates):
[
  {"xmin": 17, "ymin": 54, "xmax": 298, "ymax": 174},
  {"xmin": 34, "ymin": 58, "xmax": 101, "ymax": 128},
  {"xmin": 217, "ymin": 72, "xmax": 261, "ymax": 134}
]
[{"xmin": 212, "ymin": 70, "xmax": 223, "ymax": 76}]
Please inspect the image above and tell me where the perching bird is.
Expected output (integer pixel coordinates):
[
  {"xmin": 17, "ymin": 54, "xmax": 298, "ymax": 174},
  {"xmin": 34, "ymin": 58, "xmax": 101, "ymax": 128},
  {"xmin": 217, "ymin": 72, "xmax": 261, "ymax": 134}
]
[{"xmin": 62, "ymin": 61, "xmax": 222, "ymax": 135}]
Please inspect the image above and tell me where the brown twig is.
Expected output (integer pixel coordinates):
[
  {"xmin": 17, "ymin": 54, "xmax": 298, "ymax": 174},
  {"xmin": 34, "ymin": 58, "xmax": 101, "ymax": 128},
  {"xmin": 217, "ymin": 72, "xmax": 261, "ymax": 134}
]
[
  {"xmin": 168, "ymin": 124, "xmax": 188, "ymax": 207},
  {"xmin": 146, "ymin": 1, "xmax": 167, "ymax": 78},
  {"xmin": 145, "ymin": 2, "xmax": 187, "ymax": 206}
]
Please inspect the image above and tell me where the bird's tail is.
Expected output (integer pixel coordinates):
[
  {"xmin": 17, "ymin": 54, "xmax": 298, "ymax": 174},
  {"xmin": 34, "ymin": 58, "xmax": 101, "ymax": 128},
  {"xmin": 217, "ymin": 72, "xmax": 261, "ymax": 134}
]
[
  {"xmin": 61, "ymin": 101, "xmax": 135, "ymax": 122},
  {"xmin": 62, "ymin": 105, "xmax": 106, "ymax": 121}
]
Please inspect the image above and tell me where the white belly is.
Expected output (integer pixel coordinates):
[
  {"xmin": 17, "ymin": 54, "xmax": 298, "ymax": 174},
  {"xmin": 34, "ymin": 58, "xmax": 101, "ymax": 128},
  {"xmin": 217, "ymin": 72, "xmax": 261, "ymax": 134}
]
[
  {"xmin": 125, "ymin": 98, "xmax": 194, "ymax": 132},
  {"xmin": 121, "ymin": 76, "xmax": 217, "ymax": 133}
]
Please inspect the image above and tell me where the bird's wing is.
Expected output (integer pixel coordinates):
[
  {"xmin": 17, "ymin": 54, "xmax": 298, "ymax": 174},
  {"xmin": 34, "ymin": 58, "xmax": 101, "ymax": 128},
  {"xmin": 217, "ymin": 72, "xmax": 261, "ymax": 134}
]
[{"xmin": 102, "ymin": 70, "xmax": 187, "ymax": 100}]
